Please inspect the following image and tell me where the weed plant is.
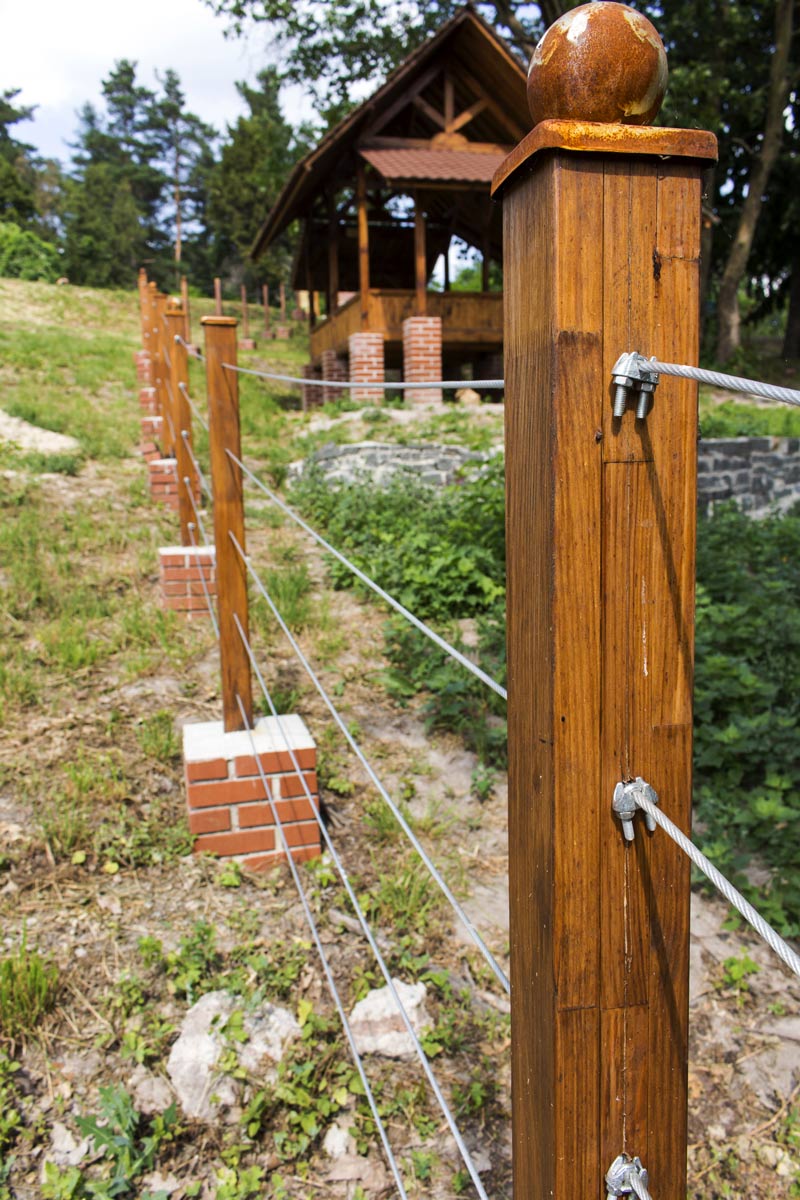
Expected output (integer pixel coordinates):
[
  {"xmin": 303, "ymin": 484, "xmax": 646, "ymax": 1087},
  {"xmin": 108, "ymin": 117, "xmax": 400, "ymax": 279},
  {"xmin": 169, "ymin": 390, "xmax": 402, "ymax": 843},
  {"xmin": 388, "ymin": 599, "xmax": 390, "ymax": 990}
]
[
  {"xmin": 0, "ymin": 932, "xmax": 59, "ymax": 1043},
  {"xmin": 293, "ymin": 464, "xmax": 800, "ymax": 933}
]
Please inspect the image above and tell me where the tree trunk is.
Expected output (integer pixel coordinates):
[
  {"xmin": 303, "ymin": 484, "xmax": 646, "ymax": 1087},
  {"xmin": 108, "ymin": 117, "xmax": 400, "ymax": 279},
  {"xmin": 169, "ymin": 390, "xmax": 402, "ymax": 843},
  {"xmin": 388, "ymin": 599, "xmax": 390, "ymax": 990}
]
[
  {"xmin": 783, "ymin": 256, "xmax": 800, "ymax": 358},
  {"xmin": 715, "ymin": 0, "xmax": 794, "ymax": 363}
]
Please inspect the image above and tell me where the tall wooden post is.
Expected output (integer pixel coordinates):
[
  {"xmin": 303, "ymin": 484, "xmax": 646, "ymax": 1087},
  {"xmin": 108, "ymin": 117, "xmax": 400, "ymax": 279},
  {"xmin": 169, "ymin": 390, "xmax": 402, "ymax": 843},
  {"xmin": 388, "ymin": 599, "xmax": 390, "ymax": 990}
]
[
  {"xmin": 240, "ymin": 285, "xmax": 250, "ymax": 339},
  {"xmin": 214, "ymin": 277, "xmax": 223, "ymax": 316},
  {"xmin": 263, "ymin": 284, "xmax": 270, "ymax": 335},
  {"xmin": 166, "ymin": 305, "xmax": 194, "ymax": 546},
  {"xmin": 180, "ymin": 276, "xmax": 191, "ymax": 345},
  {"xmin": 356, "ymin": 166, "xmax": 370, "ymax": 330},
  {"xmin": 413, "ymin": 194, "xmax": 427, "ymax": 316},
  {"xmin": 327, "ymin": 194, "xmax": 340, "ymax": 316},
  {"xmin": 202, "ymin": 316, "xmax": 253, "ymax": 732},
  {"xmin": 138, "ymin": 269, "xmax": 149, "ymax": 348},
  {"xmin": 279, "ymin": 282, "xmax": 287, "ymax": 323},
  {"xmin": 493, "ymin": 8, "xmax": 717, "ymax": 1199}
]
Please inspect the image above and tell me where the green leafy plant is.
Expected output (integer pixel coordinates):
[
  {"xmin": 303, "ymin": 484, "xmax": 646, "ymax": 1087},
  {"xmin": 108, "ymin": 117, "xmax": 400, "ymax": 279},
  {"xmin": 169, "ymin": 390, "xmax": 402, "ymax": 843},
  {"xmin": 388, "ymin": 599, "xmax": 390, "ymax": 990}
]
[
  {"xmin": 41, "ymin": 1087, "xmax": 177, "ymax": 1199},
  {"xmin": 135, "ymin": 710, "xmax": 179, "ymax": 762}
]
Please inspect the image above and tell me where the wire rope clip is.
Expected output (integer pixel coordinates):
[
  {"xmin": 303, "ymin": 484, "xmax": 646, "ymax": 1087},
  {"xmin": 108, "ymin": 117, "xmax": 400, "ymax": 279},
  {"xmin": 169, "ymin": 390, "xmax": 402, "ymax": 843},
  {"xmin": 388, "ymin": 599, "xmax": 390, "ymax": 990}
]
[
  {"xmin": 605, "ymin": 1153, "xmax": 649, "ymax": 1197},
  {"xmin": 612, "ymin": 777, "xmax": 659, "ymax": 842},
  {"xmin": 611, "ymin": 351, "xmax": 660, "ymax": 419}
]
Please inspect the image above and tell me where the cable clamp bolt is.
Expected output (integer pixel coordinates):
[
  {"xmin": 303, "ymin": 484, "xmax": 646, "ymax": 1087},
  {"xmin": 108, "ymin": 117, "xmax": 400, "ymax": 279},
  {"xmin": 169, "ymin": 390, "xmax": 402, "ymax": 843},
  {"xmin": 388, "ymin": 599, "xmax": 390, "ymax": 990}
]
[
  {"xmin": 612, "ymin": 777, "xmax": 659, "ymax": 842},
  {"xmin": 610, "ymin": 351, "xmax": 661, "ymax": 419},
  {"xmin": 605, "ymin": 1153, "xmax": 649, "ymax": 1197}
]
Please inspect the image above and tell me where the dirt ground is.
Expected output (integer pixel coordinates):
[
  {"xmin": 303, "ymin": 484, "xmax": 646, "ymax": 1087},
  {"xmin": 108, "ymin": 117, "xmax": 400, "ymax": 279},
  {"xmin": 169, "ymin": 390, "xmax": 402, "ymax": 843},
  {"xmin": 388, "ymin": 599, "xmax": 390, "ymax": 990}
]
[{"xmin": 1, "ymin": 405, "xmax": 799, "ymax": 1198}]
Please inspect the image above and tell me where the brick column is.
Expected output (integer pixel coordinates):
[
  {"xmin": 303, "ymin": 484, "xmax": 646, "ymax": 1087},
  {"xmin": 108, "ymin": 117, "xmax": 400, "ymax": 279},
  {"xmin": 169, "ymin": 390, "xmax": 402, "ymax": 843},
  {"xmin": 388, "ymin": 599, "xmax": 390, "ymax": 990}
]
[
  {"xmin": 134, "ymin": 350, "xmax": 152, "ymax": 384},
  {"xmin": 348, "ymin": 332, "xmax": 384, "ymax": 404},
  {"xmin": 183, "ymin": 715, "xmax": 321, "ymax": 870},
  {"xmin": 321, "ymin": 349, "xmax": 347, "ymax": 404},
  {"xmin": 403, "ymin": 316, "xmax": 442, "ymax": 405},
  {"xmin": 139, "ymin": 386, "xmax": 158, "ymax": 414},
  {"xmin": 140, "ymin": 415, "xmax": 163, "ymax": 462},
  {"xmin": 301, "ymin": 364, "xmax": 322, "ymax": 412},
  {"xmin": 159, "ymin": 545, "xmax": 217, "ymax": 619}
]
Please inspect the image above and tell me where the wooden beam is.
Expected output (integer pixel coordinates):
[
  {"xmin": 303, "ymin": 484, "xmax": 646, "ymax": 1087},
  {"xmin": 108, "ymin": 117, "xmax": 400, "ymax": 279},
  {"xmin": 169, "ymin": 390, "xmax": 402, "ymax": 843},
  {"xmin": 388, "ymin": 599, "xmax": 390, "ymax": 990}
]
[
  {"xmin": 459, "ymin": 66, "xmax": 528, "ymax": 141},
  {"xmin": 499, "ymin": 130, "xmax": 713, "ymax": 1200},
  {"xmin": 412, "ymin": 94, "xmax": 446, "ymax": 129},
  {"xmin": 360, "ymin": 135, "xmax": 510, "ymax": 155},
  {"xmin": 414, "ymin": 192, "xmax": 427, "ymax": 316},
  {"xmin": 365, "ymin": 62, "xmax": 443, "ymax": 137},
  {"xmin": 357, "ymin": 166, "xmax": 370, "ymax": 330},
  {"xmin": 450, "ymin": 97, "xmax": 489, "ymax": 134},
  {"xmin": 444, "ymin": 73, "xmax": 454, "ymax": 128},
  {"xmin": 328, "ymin": 193, "xmax": 340, "ymax": 315},
  {"xmin": 201, "ymin": 316, "xmax": 253, "ymax": 733}
]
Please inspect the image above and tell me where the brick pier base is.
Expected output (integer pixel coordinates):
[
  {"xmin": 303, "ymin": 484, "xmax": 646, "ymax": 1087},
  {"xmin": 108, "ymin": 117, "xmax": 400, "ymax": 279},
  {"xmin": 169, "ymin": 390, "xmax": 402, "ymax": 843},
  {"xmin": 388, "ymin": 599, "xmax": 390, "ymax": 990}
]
[
  {"xmin": 183, "ymin": 716, "xmax": 321, "ymax": 869},
  {"xmin": 148, "ymin": 458, "xmax": 179, "ymax": 509},
  {"xmin": 301, "ymin": 364, "xmax": 322, "ymax": 412},
  {"xmin": 134, "ymin": 350, "xmax": 152, "ymax": 384},
  {"xmin": 321, "ymin": 349, "xmax": 347, "ymax": 405},
  {"xmin": 239, "ymin": 338, "xmax": 256, "ymax": 351},
  {"xmin": 348, "ymin": 332, "xmax": 385, "ymax": 404},
  {"xmin": 403, "ymin": 316, "xmax": 442, "ymax": 404},
  {"xmin": 159, "ymin": 545, "xmax": 216, "ymax": 618},
  {"xmin": 140, "ymin": 415, "xmax": 163, "ymax": 462},
  {"xmin": 139, "ymin": 386, "xmax": 158, "ymax": 414}
]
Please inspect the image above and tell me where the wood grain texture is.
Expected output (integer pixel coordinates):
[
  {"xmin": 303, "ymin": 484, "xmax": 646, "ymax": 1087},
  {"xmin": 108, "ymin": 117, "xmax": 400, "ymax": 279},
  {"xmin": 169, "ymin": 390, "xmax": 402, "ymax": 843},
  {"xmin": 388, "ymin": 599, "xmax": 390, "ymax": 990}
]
[
  {"xmin": 202, "ymin": 316, "xmax": 253, "ymax": 733},
  {"xmin": 166, "ymin": 307, "xmax": 193, "ymax": 546},
  {"xmin": 503, "ymin": 143, "xmax": 703, "ymax": 1200},
  {"xmin": 414, "ymin": 197, "xmax": 427, "ymax": 316},
  {"xmin": 357, "ymin": 168, "xmax": 370, "ymax": 329}
]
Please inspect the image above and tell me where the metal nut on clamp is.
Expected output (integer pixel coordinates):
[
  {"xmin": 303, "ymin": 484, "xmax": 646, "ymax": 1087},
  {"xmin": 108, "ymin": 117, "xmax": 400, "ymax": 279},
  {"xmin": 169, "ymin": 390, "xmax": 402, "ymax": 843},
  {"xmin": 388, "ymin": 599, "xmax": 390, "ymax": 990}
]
[
  {"xmin": 605, "ymin": 1154, "xmax": 649, "ymax": 1197},
  {"xmin": 612, "ymin": 777, "xmax": 659, "ymax": 842},
  {"xmin": 611, "ymin": 351, "xmax": 641, "ymax": 417}
]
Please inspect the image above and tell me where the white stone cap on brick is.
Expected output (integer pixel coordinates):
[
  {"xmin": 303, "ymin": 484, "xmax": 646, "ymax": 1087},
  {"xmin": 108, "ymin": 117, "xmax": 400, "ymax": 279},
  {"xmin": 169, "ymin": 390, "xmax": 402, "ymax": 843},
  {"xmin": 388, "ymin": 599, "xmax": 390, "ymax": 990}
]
[
  {"xmin": 159, "ymin": 545, "xmax": 216, "ymax": 559},
  {"xmin": 183, "ymin": 715, "xmax": 314, "ymax": 763},
  {"xmin": 150, "ymin": 457, "xmax": 177, "ymax": 467}
]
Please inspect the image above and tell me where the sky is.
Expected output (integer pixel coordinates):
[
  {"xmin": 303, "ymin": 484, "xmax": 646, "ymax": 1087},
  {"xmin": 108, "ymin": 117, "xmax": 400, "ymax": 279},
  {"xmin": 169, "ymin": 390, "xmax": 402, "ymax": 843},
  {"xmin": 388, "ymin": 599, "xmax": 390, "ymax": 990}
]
[{"xmin": 0, "ymin": 0, "xmax": 314, "ymax": 164}]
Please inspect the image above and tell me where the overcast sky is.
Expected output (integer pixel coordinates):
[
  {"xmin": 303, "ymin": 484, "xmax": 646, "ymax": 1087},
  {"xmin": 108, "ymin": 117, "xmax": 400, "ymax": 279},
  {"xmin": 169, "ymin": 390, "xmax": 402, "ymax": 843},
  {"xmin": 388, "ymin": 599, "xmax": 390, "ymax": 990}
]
[{"xmin": 0, "ymin": 0, "xmax": 314, "ymax": 163}]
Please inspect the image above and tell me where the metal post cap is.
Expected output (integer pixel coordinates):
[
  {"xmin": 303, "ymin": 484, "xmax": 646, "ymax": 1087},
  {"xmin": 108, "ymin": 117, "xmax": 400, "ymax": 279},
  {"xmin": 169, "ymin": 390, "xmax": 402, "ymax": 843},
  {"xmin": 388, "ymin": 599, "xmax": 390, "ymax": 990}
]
[{"xmin": 527, "ymin": 2, "xmax": 668, "ymax": 128}]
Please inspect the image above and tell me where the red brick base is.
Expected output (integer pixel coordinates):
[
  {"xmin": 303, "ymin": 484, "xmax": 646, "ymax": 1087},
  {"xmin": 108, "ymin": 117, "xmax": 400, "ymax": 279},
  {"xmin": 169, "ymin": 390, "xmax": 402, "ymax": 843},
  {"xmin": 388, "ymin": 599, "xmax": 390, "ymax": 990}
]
[
  {"xmin": 139, "ymin": 387, "xmax": 158, "ymax": 414},
  {"xmin": 159, "ymin": 545, "xmax": 216, "ymax": 618},
  {"xmin": 301, "ymin": 364, "xmax": 322, "ymax": 412},
  {"xmin": 348, "ymin": 332, "xmax": 385, "ymax": 404},
  {"xmin": 239, "ymin": 338, "xmax": 256, "ymax": 351},
  {"xmin": 140, "ymin": 415, "xmax": 163, "ymax": 462},
  {"xmin": 148, "ymin": 458, "xmax": 179, "ymax": 509},
  {"xmin": 403, "ymin": 316, "xmax": 442, "ymax": 404},
  {"xmin": 183, "ymin": 716, "xmax": 321, "ymax": 869},
  {"xmin": 321, "ymin": 349, "xmax": 347, "ymax": 405},
  {"xmin": 134, "ymin": 350, "xmax": 152, "ymax": 384}
]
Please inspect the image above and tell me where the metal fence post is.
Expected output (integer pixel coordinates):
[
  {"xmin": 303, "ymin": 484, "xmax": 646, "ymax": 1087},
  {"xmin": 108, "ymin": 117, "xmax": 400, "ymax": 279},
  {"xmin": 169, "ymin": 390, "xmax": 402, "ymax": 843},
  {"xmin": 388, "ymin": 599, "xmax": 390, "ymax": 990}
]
[
  {"xmin": 202, "ymin": 315, "xmax": 253, "ymax": 732},
  {"xmin": 492, "ymin": 9, "xmax": 717, "ymax": 1197}
]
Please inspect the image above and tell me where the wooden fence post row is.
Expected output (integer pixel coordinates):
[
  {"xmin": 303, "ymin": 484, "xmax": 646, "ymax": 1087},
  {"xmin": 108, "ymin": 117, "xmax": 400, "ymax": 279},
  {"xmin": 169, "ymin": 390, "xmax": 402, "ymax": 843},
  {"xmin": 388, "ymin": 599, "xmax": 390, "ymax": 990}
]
[{"xmin": 494, "ymin": 6, "xmax": 717, "ymax": 1198}]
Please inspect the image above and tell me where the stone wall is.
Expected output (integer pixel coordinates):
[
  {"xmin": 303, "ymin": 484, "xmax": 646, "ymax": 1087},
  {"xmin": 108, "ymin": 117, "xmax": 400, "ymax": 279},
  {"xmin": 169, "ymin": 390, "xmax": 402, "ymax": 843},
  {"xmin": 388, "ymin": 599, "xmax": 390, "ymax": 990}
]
[
  {"xmin": 291, "ymin": 437, "xmax": 800, "ymax": 515},
  {"xmin": 698, "ymin": 436, "xmax": 800, "ymax": 515}
]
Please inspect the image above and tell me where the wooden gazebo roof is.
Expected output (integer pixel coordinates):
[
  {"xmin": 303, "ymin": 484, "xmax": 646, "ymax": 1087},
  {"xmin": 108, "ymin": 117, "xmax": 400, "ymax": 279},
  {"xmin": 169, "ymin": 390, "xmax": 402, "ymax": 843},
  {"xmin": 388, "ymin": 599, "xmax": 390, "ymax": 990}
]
[{"xmin": 251, "ymin": 5, "xmax": 530, "ymax": 281}]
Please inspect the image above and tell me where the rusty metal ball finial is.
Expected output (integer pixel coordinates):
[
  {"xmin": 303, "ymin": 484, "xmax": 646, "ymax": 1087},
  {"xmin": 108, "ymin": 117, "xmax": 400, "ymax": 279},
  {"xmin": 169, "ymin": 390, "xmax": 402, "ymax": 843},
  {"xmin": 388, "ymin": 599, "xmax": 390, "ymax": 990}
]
[{"xmin": 527, "ymin": 2, "xmax": 668, "ymax": 128}]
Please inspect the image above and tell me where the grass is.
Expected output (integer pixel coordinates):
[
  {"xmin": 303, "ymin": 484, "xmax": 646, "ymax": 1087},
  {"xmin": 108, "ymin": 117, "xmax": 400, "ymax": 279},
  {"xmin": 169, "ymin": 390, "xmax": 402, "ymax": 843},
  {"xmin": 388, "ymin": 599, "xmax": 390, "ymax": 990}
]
[{"xmin": 0, "ymin": 932, "xmax": 59, "ymax": 1044}]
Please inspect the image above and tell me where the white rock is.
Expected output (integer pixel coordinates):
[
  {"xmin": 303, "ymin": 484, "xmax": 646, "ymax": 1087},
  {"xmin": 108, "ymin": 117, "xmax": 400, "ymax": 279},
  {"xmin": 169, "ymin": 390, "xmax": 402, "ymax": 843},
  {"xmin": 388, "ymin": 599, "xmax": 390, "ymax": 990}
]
[
  {"xmin": 323, "ymin": 1120, "xmax": 352, "ymax": 1159},
  {"xmin": 167, "ymin": 990, "xmax": 299, "ymax": 1121},
  {"xmin": 127, "ymin": 1065, "xmax": 174, "ymax": 1116},
  {"xmin": 46, "ymin": 1122, "xmax": 91, "ymax": 1168},
  {"xmin": 349, "ymin": 979, "xmax": 428, "ymax": 1059}
]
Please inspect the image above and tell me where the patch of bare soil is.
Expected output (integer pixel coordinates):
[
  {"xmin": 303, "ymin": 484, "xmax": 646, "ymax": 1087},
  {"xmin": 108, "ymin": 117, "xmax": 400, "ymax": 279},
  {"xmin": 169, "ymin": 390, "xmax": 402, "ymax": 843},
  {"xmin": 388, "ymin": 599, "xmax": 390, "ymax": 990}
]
[
  {"xmin": 1, "ymin": 434, "xmax": 798, "ymax": 1199},
  {"xmin": 0, "ymin": 408, "xmax": 80, "ymax": 454}
]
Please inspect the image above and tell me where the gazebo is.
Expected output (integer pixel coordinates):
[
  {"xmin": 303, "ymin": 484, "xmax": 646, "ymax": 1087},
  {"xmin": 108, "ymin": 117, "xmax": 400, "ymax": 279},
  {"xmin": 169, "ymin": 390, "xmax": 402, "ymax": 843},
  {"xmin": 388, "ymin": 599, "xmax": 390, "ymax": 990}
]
[{"xmin": 250, "ymin": 5, "xmax": 529, "ymax": 403}]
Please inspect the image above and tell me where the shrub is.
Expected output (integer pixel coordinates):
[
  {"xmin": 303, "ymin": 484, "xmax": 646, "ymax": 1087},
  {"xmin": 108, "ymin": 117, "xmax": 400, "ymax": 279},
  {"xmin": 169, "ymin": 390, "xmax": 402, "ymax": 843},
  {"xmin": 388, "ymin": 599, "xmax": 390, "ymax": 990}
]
[{"xmin": 0, "ymin": 223, "xmax": 60, "ymax": 282}]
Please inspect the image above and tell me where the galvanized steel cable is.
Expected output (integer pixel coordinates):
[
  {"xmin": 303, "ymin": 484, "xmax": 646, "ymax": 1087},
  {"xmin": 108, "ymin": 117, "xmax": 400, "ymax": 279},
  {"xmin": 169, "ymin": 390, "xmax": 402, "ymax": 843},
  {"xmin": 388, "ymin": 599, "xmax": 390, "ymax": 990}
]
[
  {"xmin": 181, "ymin": 430, "xmax": 211, "ymax": 499},
  {"xmin": 221, "ymin": 360, "xmax": 504, "ymax": 391},
  {"xmin": 233, "ymin": 693, "xmax": 409, "ymax": 1200},
  {"xmin": 634, "ymin": 792, "xmax": 800, "ymax": 980},
  {"xmin": 228, "ymin": 530, "xmax": 511, "ymax": 996},
  {"xmin": 186, "ymin": 518, "xmax": 219, "ymax": 637},
  {"xmin": 231, "ymin": 612, "xmax": 493, "ymax": 1200},
  {"xmin": 184, "ymin": 479, "xmax": 213, "ymax": 549},
  {"xmin": 178, "ymin": 380, "xmax": 209, "ymax": 432},
  {"xmin": 175, "ymin": 334, "xmax": 204, "ymax": 362},
  {"xmin": 226, "ymin": 449, "xmax": 507, "ymax": 702},
  {"xmin": 647, "ymin": 356, "xmax": 800, "ymax": 408}
]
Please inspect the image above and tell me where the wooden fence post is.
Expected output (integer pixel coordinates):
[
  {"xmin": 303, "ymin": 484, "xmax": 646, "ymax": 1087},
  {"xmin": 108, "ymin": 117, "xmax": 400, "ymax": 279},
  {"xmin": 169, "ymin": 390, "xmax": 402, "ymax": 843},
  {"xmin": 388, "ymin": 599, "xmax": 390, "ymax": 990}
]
[
  {"xmin": 180, "ymin": 275, "xmax": 191, "ymax": 346},
  {"xmin": 202, "ymin": 316, "xmax": 253, "ymax": 732},
  {"xmin": 214, "ymin": 277, "xmax": 223, "ymax": 316},
  {"xmin": 492, "ymin": 9, "xmax": 717, "ymax": 1199},
  {"xmin": 148, "ymin": 285, "xmax": 166, "ymax": 454},
  {"xmin": 240, "ymin": 284, "xmax": 255, "ymax": 349},
  {"xmin": 138, "ymin": 268, "xmax": 149, "ymax": 349},
  {"xmin": 165, "ymin": 304, "xmax": 195, "ymax": 545},
  {"xmin": 263, "ymin": 284, "xmax": 270, "ymax": 336}
]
